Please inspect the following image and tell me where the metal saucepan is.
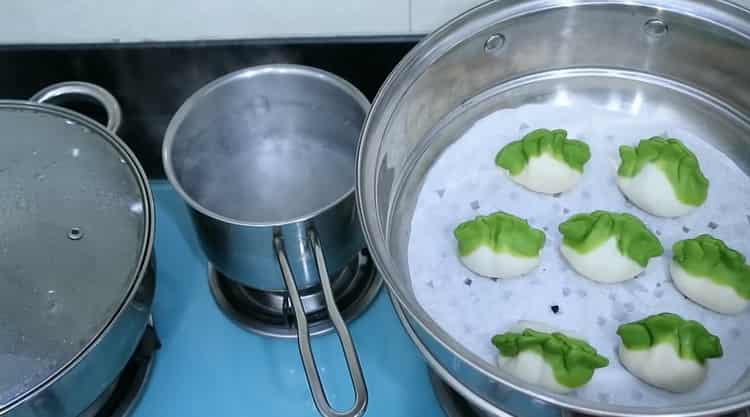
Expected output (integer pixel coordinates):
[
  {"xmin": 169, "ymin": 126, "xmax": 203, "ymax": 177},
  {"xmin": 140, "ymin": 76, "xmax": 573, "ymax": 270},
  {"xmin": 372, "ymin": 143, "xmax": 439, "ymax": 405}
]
[
  {"xmin": 0, "ymin": 82, "xmax": 155, "ymax": 417},
  {"xmin": 357, "ymin": 1, "xmax": 750, "ymax": 416},
  {"xmin": 163, "ymin": 65, "xmax": 369, "ymax": 417}
]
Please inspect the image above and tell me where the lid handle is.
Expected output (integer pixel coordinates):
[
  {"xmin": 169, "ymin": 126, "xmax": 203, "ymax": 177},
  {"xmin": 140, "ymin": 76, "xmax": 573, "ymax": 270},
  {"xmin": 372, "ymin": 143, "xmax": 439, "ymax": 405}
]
[
  {"xmin": 273, "ymin": 228, "xmax": 368, "ymax": 417},
  {"xmin": 30, "ymin": 82, "xmax": 122, "ymax": 133}
]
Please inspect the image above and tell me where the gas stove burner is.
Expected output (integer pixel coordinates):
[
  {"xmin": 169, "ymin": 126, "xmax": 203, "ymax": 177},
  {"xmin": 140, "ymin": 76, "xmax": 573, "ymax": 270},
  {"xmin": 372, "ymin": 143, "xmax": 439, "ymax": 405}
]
[
  {"xmin": 429, "ymin": 369, "xmax": 750, "ymax": 417},
  {"xmin": 208, "ymin": 248, "xmax": 381, "ymax": 338},
  {"xmin": 79, "ymin": 320, "xmax": 160, "ymax": 417}
]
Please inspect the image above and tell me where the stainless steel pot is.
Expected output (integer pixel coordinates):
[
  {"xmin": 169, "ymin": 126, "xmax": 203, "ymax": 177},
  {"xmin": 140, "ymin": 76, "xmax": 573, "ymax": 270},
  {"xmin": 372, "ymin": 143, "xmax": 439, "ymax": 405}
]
[
  {"xmin": 163, "ymin": 65, "xmax": 369, "ymax": 417},
  {"xmin": 357, "ymin": 1, "xmax": 750, "ymax": 416},
  {"xmin": 0, "ymin": 82, "xmax": 155, "ymax": 417}
]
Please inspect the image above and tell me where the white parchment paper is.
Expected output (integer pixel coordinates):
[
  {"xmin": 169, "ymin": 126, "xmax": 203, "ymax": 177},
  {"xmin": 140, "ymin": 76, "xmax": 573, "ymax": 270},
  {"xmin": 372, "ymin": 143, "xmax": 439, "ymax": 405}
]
[{"xmin": 407, "ymin": 101, "xmax": 750, "ymax": 406}]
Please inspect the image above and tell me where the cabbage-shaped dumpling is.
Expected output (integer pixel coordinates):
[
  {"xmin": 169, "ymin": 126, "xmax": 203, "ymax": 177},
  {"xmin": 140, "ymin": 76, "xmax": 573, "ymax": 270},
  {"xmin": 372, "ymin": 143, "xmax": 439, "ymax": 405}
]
[
  {"xmin": 492, "ymin": 322, "xmax": 609, "ymax": 393},
  {"xmin": 616, "ymin": 137, "xmax": 709, "ymax": 217},
  {"xmin": 671, "ymin": 235, "xmax": 750, "ymax": 315},
  {"xmin": 454, "ymin": 212, "xmax": 545, "ymax": 279},
  {"xmin": 616, "ymin": 313, "xmax": 723, "ymax": 393},
  {"xmin": 495, "ymin": 128, "xmax": 591, "ymax": 194},
  {"xmin": 558, "ymin": 211, "xmax": 663, "ymax": 283}
]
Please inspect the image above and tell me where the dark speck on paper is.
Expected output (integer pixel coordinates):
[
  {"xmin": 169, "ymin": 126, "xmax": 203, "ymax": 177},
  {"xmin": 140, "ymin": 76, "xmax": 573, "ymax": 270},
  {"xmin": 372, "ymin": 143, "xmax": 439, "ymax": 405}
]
[
  {"xmin": 563, "ymin": 208, "xmax": 570, "ymax": 214},
  {"xmin": 655, "ymin": 230, "xmax": 661, "ymax": 236},
  {"xmin": 550, "ymin": 305, "xmax": 560, "ymax": 314},
  {"xmin": 427, "ymin": 280, "xmax": 435, "ymax": 288},
  {"xmin": 553, "ymin": 193, "xmax": 562, "ymax": 198},
  {"xmin": 746, "ymin": 215, "xmax": 750, "ymax": 225},
  {"xmin": 656, "ymin": 282, "xmax": 661, "ymax": 287},
  {"xmin": 470, "ymin": 200, "xmax": 480, "ymax": 210},
  {"xmin": 436, "ymin": 189, "xmax": 446, "ymax": 198},
  {"xmin": 708, "ymin": 221, "xmax": 718, "ymax": 230},
  {"xmin": 490, "ymin": 277, "xmax": 498, "ymax": 283},
  {"xmin": 464, "ymin": 278, "xmax": 472, "ymax": 286},
  {"xmin": 562, "ymin": 288, "xmax": 571, "ymax": 297},
  {"xmin": 520, "ymin": 122, "xmax": 530, "ymax": 131},
  {"xmin": 682, "ymin": 226, "xmax": 690, "ymax": 233},
  {"xmin": 597, "ymin": 316, "xmax": 606, "ymax": 326}
]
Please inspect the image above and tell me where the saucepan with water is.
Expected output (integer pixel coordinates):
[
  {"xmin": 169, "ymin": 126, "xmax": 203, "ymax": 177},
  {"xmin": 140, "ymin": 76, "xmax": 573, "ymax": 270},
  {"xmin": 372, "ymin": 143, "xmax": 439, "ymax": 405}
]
[{"xmin": 163, "ymin": 65, "xmax": 369, "ymax": 417}]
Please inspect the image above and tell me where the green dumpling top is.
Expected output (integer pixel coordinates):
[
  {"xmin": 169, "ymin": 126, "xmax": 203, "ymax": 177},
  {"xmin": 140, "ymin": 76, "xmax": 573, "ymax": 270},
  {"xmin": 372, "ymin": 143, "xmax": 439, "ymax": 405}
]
[
  {"xmin": 617, "ymin": 137, "xmax": 709, "ymax": 206},
  {"xmin": 673, "ymin": 234, "xmax": 750, "ymax": 300},
  {"xmin": 495, "ymin": 128, "xmax": 591, "ymax": 175},
  {"xmin": 454, "ymin": 212, "xmax": 545, "ymax": 257},
  {"xmin": 558, "ymin": 211, "xmax": 663, "ymax": 267},
  {"xmin": 492, "ymin": 328, "xmax": 609, "ymax": 388},
  {"xmin": 616, "ymin": 313, "xmax": 723, "ymax": 365}
]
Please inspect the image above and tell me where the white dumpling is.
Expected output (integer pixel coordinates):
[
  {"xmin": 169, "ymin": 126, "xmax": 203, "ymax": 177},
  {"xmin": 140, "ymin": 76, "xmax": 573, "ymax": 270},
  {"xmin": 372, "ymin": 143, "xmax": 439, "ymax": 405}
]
[
  {"xmin": 616, "ymin": 164, "xmax": 695, "ymax": 217},
  {"xmin": 508, "ymin": 153, "xmax": 582, "ymax": 194},
  {"xmin": 460, "ymin": 247, "xmax": 540, "ymax": 279},
  {"xmin": 616, "ymin": 313, "xmax": 723, "ymax": 393},
  {"xmin": 560, "ymin": 237, "xmax": 644, "ymax": 283},
  {"xmin": 558, "ymin": 211, "xmax": 663, "ymax": 284},
  {"xmin": 492, "ymin": 321, "xmax": 608, "ymax": 394},
  {"xmin": 670, "ymin": 235, "xmax": 750, "ymax": 315},
  {"xmin": 616, "ymin": 137, "xmax": 709, "ymax": 218},
  {"xmin": 454, "ymin": 212, "xmax": 545, "ymax": 279},
  {"xmin": 671, "ymin": 262, "xmax": 749, "ymax": 315},
  {"xmin": 495, "ymin": 128, "xmax": 590, "ymax": 195},
  {"xmin": 618, "ymin": 343, "xmax": 707, "ymax": 393}
]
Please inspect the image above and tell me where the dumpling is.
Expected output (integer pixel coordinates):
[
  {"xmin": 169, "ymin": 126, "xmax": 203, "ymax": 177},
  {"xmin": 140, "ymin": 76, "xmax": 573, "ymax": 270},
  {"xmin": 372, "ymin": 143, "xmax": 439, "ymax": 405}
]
[
  {"xmin": 454, "ymin": 212, "xmax": 545, "ymax": 279},
  {"xmin": 558, "ymin": 211, "xmax": 663, "ymax": 283},
  {"xmin": 495, "ymin": 128, "xmax": 591, "ymax": 194},
  {"xmin": 492, "ymin": 321, "xmax": 609, "ymax": 393},
  {"xmin": 616, "ymin": 137, "xmax": 709, "ymax": 217},
  {"xmin": 616, "ymin": 313, "xmax": 723, "ymax": 393},
  {"xmin": 671, "ymin": 234, "xmax": 750, "ymax": 315}
]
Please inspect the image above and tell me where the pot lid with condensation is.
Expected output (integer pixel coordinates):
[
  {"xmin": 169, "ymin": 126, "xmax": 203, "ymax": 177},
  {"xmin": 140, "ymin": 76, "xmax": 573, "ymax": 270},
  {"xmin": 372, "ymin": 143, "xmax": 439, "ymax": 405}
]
[{"xmin": 0, "ymin": 94, "xmax": 153, "ymax": 410}]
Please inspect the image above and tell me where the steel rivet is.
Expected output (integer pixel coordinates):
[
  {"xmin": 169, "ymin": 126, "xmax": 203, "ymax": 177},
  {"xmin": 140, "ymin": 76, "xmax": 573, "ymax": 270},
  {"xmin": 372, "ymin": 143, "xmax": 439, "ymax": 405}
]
[
  {"xmin": 644, "ymin": 18, "xmax": 668, "ymax": 38},
  {"xmin": 68, "ymin": 227, "xmax": 83, "ymax": 240},
  {"xmin": 484, "ymin": 34, "xmax": 506, "ymax": 55}
]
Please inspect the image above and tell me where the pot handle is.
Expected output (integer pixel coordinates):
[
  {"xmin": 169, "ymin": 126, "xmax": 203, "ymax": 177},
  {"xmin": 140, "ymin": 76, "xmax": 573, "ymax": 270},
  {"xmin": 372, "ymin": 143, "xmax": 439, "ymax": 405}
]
[
  {"xmin": 273, "ymin": 228, "xmax": 368, "ymax": 417},
  {"xmin": 30, "ymin": 81, "xmax": 122, "ymax": 133}
]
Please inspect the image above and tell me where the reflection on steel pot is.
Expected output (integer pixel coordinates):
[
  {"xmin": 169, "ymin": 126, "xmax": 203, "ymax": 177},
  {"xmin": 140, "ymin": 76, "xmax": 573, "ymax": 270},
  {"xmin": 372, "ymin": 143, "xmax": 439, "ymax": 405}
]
[
  {"xmin": 357, "ymin": 1, "xmax": 750, "ymax": 416},
  {"xmin": 163, "ymin": 65, "xmax": 370, "ymax": 417},
  {"xmin": 0, "ymin": 82, "xmax": 155, "ymax": 417}
]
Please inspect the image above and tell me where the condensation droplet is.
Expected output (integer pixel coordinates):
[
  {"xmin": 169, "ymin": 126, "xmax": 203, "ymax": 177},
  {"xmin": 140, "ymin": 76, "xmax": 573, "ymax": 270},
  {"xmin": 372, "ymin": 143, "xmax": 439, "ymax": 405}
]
[{"xmin": 129, "ymin": 202, "xmax": 143, "ymax": 214}]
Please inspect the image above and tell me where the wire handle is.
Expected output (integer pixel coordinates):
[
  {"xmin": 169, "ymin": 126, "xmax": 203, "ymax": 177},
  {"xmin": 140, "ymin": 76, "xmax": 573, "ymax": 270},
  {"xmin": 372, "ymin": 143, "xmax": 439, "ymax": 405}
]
[
  {"xmin": 272, "ymin": 228, "xmax": 368, "ymax": 417},
  {"xmin": 30, "ymin": 81, "xmax": 122, "ymax": 133}
]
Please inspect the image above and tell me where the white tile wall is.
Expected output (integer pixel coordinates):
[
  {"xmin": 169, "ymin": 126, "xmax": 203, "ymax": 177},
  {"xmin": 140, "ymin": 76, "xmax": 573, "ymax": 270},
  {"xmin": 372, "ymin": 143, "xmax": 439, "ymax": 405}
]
[
  {"xmin": 411, "ymin": 0, "xmax": 486, "ymax": 34},
  {"xmin": 1, "ymin": 0, "xmax": 750, "ymax": 44},
  {"xmin": 0, "ymin": 0, "xmax": 411, "ymax": 44}
]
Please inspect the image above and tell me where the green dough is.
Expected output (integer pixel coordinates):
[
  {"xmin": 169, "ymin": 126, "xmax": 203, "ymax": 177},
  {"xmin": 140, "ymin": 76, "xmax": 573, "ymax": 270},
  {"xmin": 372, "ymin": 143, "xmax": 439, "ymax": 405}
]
[
  {"xmin": 495, "ymin": 128, "xmax": 591, "ymax": 175},
  {"xmin": 558, "ymin": 211, "xmax": 663, "ymax": 267},
  {"xmin": 454, "ymin": 212, "xmax": 545, "ymax": 257},
  {"xmin": 673, "ymin": 234, "xmax": 750, "ymax": 299},
  {"xmin": 617, "ymin": 137, "xmax": 709, "ymax": 206},
  {"xmin": 617, "ymin": 313, "xmax": 723, "ymax": 365},
  {"xmin": 492, "ymin": 328, "xmax": 609, "ymax": 388}
]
